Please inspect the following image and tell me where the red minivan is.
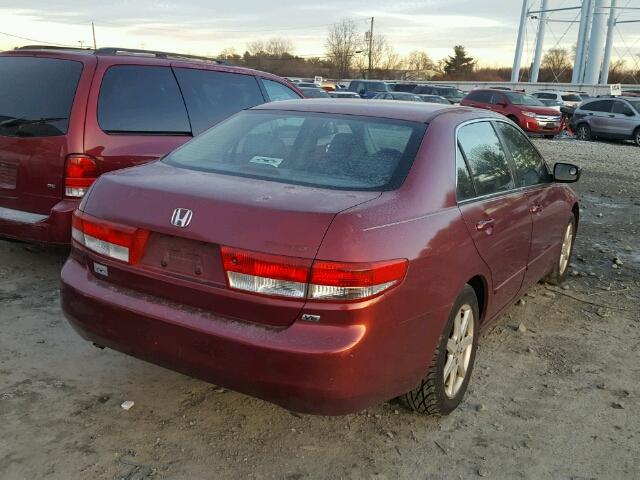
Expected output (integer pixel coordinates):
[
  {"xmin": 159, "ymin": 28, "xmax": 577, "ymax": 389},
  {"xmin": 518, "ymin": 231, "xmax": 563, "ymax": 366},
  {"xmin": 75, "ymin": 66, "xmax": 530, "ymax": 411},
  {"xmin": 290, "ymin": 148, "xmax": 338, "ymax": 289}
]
[
  {"xmin": 461, "ymin": 89, "xmax": 563, "ymax": 137},
  {"xmin": 61, "ymin": 100, "xmax": 580, "ymax": 415},
  {"xmin": 0, "ymin": 46, "xmax": 301, "ymax": 244}
]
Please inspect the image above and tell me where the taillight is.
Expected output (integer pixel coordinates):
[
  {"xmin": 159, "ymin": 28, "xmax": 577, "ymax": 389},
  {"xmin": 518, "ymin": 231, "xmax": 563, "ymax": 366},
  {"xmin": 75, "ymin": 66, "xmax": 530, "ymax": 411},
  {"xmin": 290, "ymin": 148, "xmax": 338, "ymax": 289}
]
[
  {"xmin": 65, "ymin": 154, "xmax": 98, "ymax": 198},
  {"xmin": 220, "ymin": 246, "xmax": 407, "ymax": 301},
  {"xmin": 72, "ymin": 210, "xmax": 149, "ymax": 265},
  {"xmin": 308, "ymin": 259, "xmax": 408, "ymax": 301},
  {"xmin": 220, "ymin": 247, "xmax": 310, "ymax": 298}
]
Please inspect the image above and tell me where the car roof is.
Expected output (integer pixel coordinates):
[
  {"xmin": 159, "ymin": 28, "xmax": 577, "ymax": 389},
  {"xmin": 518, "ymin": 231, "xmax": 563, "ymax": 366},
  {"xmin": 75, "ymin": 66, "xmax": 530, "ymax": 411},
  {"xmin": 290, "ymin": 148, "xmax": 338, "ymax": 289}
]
[
  {"xmin": 253, "ymin": 99, "xmax": 492, "ymax": 123},
  {"xmin": 1, "ymin": 46, "xmax": 287, "ymax": 81}
]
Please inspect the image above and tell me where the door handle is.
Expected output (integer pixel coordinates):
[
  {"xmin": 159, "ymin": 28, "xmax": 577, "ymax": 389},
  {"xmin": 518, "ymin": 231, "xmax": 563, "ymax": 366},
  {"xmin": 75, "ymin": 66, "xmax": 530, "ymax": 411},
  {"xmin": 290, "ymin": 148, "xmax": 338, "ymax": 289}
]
[
  {"xmin": 476, "ymin": 218, "xmax": 495, "ymax": 231},
  {"xmin": 530, "ymin": 204, "xmax": 543, "ymax": 214}
]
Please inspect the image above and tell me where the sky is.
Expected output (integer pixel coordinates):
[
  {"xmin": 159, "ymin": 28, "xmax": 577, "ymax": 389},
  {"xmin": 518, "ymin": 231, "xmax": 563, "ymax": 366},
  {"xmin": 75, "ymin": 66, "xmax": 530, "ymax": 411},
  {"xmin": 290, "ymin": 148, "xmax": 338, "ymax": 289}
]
[{"xmin": 0, "ymin": 0, "xmax": 639, "ymax": 67}]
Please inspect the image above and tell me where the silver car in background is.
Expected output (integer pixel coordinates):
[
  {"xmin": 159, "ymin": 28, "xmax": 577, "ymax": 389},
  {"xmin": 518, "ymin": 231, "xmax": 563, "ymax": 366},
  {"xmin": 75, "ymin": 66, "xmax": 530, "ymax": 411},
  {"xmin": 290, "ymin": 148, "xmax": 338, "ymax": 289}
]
[{"xmin": 571, "ymin": 97, "xmax": 640, "ymax": 146}]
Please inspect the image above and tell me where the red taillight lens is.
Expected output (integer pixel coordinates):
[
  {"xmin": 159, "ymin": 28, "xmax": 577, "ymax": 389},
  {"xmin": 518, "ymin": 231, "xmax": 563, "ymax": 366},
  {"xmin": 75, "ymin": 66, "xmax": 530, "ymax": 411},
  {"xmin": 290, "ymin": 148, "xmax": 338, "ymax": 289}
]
[
  {"xmin": 65, "ymin": 154, "xmax": 98, "ymax": 198},
  {"xmin": 220, "ymin": 246, "xmax": 311, "ymax": 298},
  {"xmin": 308, "ymin": 259, "xmax": 408, "ymax": 301},
  {"xmin": 220, "ymin": 246, "xmax": 407, "ymax": 301},
  {"xmin": 72, "ymin": 210, "xmax": 149, "ymax": 264}
]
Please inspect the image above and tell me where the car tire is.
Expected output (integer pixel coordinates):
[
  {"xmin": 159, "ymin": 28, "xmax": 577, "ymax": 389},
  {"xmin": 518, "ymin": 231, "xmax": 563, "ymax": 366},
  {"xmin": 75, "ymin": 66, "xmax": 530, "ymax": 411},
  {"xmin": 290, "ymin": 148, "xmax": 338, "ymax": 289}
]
[
  {"xmin": 633, "ymin": 127, "xmax": 640, "ymax": 147},
  {"xmin": 400, "ymin": 285, "xmax": 479, "ymax": 415},
  {"xmin": 543, "ymin": 213, "xmax": 576, "ymax": 286},
  {"xmin": 576, "ymin": 123, "xmax": 592, "ymax": 141}
]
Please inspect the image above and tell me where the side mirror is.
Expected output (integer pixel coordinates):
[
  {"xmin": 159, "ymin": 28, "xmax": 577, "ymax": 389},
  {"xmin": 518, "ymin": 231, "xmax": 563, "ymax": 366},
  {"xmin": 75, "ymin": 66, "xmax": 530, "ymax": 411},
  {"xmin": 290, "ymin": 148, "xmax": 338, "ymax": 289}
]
[{"xmin": 554, "ymin": 162, "xmax": 580, "ymax": 183}]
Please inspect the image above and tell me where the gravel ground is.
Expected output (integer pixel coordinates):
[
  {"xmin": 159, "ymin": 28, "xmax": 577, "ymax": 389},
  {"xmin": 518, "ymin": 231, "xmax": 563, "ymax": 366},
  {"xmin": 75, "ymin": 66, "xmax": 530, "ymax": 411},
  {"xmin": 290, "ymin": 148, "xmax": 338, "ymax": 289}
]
[{"xmin": 0, "ymin": 138, "xmax": 639, "ymax": 480}]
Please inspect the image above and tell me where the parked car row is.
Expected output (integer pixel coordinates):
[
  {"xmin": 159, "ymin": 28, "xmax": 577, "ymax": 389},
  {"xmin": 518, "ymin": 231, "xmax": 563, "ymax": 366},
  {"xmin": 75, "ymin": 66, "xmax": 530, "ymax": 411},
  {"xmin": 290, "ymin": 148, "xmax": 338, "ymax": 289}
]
[{"xmin": 1, "ymin": 45, "xmax": 582, "ymax": 417}]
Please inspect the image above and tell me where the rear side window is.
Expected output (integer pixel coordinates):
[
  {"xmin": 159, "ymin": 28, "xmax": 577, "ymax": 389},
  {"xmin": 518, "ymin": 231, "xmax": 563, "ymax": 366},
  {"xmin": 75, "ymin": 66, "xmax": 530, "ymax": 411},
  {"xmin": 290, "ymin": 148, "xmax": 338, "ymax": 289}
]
[
  {"xmin": 469, "ymin": 91, "xmax": 492, "ymax": 103},
  {"xmin": 174, "ymin": 68, "xmax": 264, "ymax": 135},
  {"xmin": 495, "ymin": 122, "xmax": 550, "ymax": 187},
  {"xmin": 0, "ymin": 56, "xmax": 83, "ymax": 137},
  {"xmin": 164, "ymin": 110, "xmax": 427, "ymax": 191},
  {"xmin": 262, "ymin": 79, "xmax": 301, "ymax": 102},
  {"xmin": 456, "ymin": 145, "xmax": 475, "ymax": 201},
  {"xmin": 98, "ymin": 66, "xmax": 190, "ymax": 134},
  {"xmin": 457, "ymin": 122, "xmax": 514, "ymax": 197}
]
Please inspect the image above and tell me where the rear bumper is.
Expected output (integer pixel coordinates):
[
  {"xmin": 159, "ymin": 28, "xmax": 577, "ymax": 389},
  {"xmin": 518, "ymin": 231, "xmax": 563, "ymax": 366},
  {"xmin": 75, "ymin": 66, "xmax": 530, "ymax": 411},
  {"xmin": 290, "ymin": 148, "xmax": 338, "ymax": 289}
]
[
  {"xmin": 61, "ymin": 256, "xmax": 443, "ymax": 415},
  {"xmin": 0, "ymin": 199, "xmax": 77, "ymax": 244}
]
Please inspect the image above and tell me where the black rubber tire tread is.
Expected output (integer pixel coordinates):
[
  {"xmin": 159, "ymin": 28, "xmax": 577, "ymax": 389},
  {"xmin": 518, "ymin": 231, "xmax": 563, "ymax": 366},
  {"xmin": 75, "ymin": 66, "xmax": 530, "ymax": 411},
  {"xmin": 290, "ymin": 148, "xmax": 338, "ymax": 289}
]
[
  {"xmin": 633, "ymin": 127, "xmax": 640, "ymax": 147},
  {"xmin": 400, "ymin": 285, "xmax": 479, "ymax": 416},
  {"xmin": 543, "ymin": 213, "xmax": 576, "ymax": 286}
]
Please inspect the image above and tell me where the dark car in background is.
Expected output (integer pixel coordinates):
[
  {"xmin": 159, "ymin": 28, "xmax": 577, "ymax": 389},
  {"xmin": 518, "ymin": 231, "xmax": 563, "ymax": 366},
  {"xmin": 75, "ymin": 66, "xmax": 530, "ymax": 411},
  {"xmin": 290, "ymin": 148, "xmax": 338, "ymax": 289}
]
[
  {"xmin": 372, "ymin": 92, "xmax": 423, "ymax": 102},
  {"xmin": 299, "ymin": 87, "xmax": 330, "ymax": 98},
  {"xmin": 413, "ymin": 85, "xmax": 465, "ymax": 104},
  {"xmin": 62, "ymin": 99, "xmax": 580, "ymax": 416},
  {"xmin": 347, "ymin": 80, "xmax": 391, "ymax": 99},
  {"xmin": 417, "ymin": 94, "xmax": 451, "ymax": 105},
  {"xmin": 461, "ymin": 89, "xmax": 562, "ymax": 137},
  {"xmin": 571, "ymin": 97, "xmax": 640, "ymax": 146},
  {"xmin": 328, "ymin": 91, "xmax": 361, "ymax": 99},
  {"xmin": 0, "ymin": 46, "xmax": 301, "ymax": 245}
]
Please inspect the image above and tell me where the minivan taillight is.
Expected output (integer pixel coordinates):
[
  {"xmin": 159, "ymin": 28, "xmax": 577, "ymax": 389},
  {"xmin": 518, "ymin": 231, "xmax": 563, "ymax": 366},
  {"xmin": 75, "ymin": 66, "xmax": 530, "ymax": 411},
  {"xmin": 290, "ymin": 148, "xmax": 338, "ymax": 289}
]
[
  {"xmin": 72, "ymin": 210, "xmax": 149, "ymax": 265},
  {"xmin": 65, "ymin": 154, "xmax": 98, "ymax": 198},
  {"xmin": 220, "ymin": 246, "xmax": 407, "ymax": 301}
]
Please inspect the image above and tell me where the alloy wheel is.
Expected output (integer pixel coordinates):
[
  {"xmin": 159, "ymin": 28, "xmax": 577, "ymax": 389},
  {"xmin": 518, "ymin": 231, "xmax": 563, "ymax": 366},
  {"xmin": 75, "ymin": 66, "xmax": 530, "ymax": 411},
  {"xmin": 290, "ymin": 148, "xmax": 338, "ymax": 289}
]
[
  {"xmin": 577, "ymin": 125, "xmax": 589, "ymax": 141},
  {"xmin": 443, "ymin": 305, "xmax": 474, "ymax": 398},
  {"xmin": 559, "ymin": 222, "xmax": 574, "ymax": 275}
]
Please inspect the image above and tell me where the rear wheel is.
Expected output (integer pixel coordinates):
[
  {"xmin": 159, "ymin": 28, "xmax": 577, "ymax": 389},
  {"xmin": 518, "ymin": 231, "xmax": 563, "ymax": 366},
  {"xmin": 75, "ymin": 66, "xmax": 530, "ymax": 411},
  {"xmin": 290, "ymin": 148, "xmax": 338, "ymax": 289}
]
[
  {"xmin": 544, "ymin": 213, "xmax": 576, "ymax": 285},
  {"xmin": 401, "ymin": 285, "xmax": 479, "ymax": 415},
  {"xmin": 633, "ymin": 127, "xmax": 640, "ymax": 147},
  {"xmin": 576, "ymin": 123, "xmax": 591, "ymax": 141}
]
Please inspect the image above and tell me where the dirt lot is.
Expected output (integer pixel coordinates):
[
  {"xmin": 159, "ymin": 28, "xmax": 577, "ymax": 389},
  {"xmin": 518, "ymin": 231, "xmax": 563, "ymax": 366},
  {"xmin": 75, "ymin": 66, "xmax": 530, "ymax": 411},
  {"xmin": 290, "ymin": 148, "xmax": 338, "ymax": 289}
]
[{"xmin": 1, "ymin": 139, "xmax": 639, "ymax": 480}]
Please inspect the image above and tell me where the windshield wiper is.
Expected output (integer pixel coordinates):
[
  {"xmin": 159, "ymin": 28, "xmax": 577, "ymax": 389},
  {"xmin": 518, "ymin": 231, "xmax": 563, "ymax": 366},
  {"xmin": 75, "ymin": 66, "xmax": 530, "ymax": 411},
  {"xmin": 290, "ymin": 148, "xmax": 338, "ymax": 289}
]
[{"xmin": 0, "ymin": 116, "xmax": 68, "ymax": 128}]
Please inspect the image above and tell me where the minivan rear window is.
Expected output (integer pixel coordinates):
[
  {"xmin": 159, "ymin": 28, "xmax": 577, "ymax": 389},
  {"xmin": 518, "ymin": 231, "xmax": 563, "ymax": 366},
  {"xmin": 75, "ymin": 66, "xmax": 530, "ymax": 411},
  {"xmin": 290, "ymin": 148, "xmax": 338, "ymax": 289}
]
[
  {"xmin": 0, "ymin": 56, "xmax": 83, "ymax": 137},
  {"xmin": 164, "ymin": 110, "xmax": 427, "ymax": 191}
]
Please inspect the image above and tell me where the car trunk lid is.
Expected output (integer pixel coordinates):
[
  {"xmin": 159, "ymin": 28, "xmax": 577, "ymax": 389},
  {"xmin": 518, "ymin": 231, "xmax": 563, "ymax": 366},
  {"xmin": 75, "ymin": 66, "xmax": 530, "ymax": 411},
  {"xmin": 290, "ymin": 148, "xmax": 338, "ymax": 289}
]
[{"xmin": 80, "ymin": 162, "xmax": 380, "ymax": 327}]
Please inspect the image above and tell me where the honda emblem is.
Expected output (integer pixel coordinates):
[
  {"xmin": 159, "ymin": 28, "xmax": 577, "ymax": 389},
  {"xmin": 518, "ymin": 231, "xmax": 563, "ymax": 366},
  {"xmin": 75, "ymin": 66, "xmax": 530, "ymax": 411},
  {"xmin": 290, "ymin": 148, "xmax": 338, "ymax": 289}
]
[{"xmin": 171, "ymin": 208, "xmax": 193, "ymax": 228}]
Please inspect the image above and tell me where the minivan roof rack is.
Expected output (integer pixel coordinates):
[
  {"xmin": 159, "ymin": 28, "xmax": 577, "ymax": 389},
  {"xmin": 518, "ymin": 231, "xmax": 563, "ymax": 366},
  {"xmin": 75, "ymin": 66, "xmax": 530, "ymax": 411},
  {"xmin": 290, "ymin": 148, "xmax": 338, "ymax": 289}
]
[
  {"xmin": 94, "ymin": 47, "xmax": 225, "ymax": 64},
  {"xmin": 14, "ymin": 45, "xmax": 93, "ymax": 52}
]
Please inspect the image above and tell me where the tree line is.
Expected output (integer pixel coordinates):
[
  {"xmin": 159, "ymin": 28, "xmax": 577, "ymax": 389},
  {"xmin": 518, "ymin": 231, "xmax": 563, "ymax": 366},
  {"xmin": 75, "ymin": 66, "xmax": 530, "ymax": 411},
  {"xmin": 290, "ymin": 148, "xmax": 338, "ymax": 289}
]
[{"xmin": 217, "ymin": 18, "xmax": 639, "ymax": 84}]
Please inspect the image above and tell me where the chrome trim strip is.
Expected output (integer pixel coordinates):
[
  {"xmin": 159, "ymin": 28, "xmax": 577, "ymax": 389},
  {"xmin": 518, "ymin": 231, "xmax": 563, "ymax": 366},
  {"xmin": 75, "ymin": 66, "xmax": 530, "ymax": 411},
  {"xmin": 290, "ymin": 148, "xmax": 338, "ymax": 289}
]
[{"xmin": 0, "ymin": 206, "xmax": 48, "ymax": 224}]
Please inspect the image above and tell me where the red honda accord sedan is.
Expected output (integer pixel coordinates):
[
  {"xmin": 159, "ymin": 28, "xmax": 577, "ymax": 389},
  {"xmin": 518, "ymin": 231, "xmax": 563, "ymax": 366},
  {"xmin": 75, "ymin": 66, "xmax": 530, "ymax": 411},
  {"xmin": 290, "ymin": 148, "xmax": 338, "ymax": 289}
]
[{"xmin": 61, "ymin": 100, "xmax": 580, "ymax": 415}]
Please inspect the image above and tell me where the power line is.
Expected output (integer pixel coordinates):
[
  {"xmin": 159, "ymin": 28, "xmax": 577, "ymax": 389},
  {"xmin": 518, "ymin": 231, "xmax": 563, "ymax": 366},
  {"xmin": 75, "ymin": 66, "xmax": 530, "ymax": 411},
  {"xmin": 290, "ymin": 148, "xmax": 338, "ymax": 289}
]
[{"xmin": 0, "ymin": 30, "xmax": 77, "ymax": 47}]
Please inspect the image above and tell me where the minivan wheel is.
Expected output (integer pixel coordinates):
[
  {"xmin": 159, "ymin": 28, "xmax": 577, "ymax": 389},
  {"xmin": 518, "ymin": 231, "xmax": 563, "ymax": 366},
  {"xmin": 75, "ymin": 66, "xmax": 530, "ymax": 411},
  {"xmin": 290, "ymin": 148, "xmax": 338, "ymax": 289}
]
[
  {"xmin": 576, "ymin": 124, "xmax": 591, "ymax": 141},
  {"xmin": 544, "ymin": 213, "xmax": 576, "ymax": 286},
  {"xmin": 401, "ymin": 285, "xmax": 479, "ymax": 415},
  {"xmin": 633, "ymin": 127, "xmax": 640, "ymax": 147}
]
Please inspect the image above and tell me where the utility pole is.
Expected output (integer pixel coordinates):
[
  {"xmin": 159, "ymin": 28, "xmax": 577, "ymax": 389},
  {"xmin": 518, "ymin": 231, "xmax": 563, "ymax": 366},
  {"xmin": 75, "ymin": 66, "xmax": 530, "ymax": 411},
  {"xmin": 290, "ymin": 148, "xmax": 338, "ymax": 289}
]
[
  {"xmin": 600, "ymin": 0, "xmax": 616, "ymax": 84},
  {"xmin": 511, "ymin": 0, "xmax": 529, "ymax": 83},
  {"xmin": 584, "ymin": 0, "xmax": 610, "ymax": 84},
  {"xmin": 530, "ymin": 0, "xmax": 548, "ymax": 83},
  {"xmin": 91, "ymin": 22, "xmax": 97, "ymax": 50},
  {"xmin": 572, "ymin": 0, "xmax": 592, "ymax": 84},
  {"xmin": 368, "ymin": 16, "xmax": 374, "ymax": 79}
]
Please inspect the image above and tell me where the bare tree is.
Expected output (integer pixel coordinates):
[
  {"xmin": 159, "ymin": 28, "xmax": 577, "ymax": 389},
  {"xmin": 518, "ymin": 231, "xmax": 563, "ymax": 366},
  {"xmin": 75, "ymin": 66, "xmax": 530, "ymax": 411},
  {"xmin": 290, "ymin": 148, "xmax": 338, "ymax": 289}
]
[
  {"xmin": 406, "ymin": 50, "xmax": 435, "ymax": 72},
  {"xmin": 541, "ymin": 48, "xmax": 571, "ymax": 78},
  {"xmin": 325, "ymin": 18, "xmax": 360, "ymax": 79}
]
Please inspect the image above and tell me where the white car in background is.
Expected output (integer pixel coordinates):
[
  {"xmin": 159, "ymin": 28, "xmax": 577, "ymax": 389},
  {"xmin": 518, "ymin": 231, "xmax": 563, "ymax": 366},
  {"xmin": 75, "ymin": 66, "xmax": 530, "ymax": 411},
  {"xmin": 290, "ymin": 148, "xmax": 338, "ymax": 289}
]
[{"xmin": 531, "ymin": 90, "xmax": 583, "ymax": 108}]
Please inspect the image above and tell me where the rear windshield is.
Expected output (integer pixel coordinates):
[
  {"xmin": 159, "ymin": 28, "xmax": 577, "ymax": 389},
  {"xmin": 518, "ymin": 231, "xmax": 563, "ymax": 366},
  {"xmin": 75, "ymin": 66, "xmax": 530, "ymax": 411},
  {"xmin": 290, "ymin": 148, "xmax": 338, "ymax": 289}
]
[
  {"xmin": 561, "ymin": 94, "xmax": 582, "ymax": 102},
  {"xmin": 164, "ymin": 110, "xmax": 427, "ymax": 191},
  {"xmin": 368, "ymin": 82, "xmax": 390, "ymax": 92},
  {"xmin": 0, "ymin": 56, "xmax": 83, "ymax": 137}
]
